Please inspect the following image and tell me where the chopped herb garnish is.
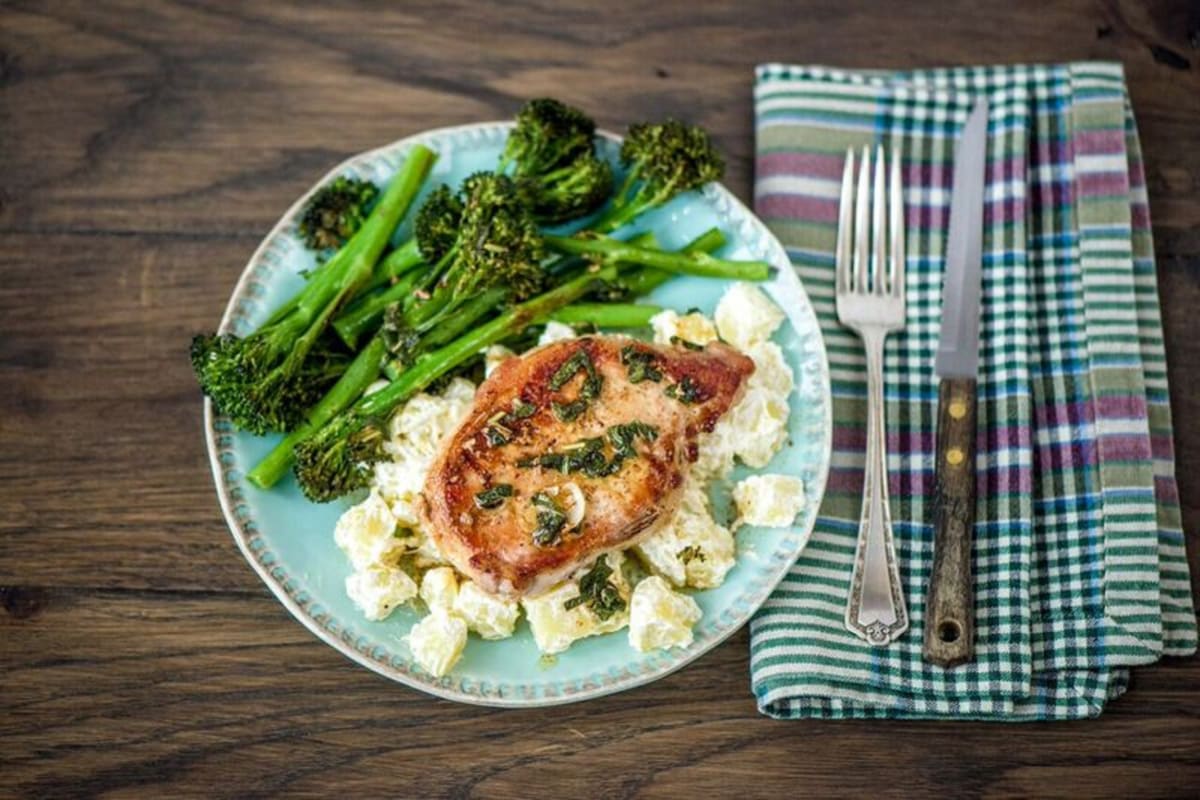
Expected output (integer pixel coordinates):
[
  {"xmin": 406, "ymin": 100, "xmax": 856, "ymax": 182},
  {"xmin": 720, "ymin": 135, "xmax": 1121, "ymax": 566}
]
[
  {"xmin": 608, "ymin": 421, "xmax": 659, "ymax": 459},
  {"xmin": 670, "ymin": 335, "xmax": 704, "ymax": 351},
  {"xmin": 531, "ymin": 492, "xmax": 568, "ymax": 546},
  {"xmin": 564, "ymin": 555, "xmax": 626, "ymax": 620},
  {"xmin": 518, "ymin": 422, "xmax": 658, "ymax": 479},
  {"xmin": 549, "ymin": 348, "xmax": 595, "ymax": 391},
  {"xmin": 551, "ymin": 399, "xmax": 589, "ymax": 422},
  {"xmin": 547, "ymin": 347, "xmax": 603, "ymax": 420},
  {"xmin": 509, "ymin": 399, "xmax": 537, "ymax": 419},
  {"xmin": 484, "ymin": 399, "xmax": 538, "ymax": 448},
  {"xmin": 475, "ymin": 484, "xmax": 514, "ymax": 510},
  {"xmin": 620, "ymin": 344, "xmax": 662, "ymax": 384},
  {"xmin": 521, "ymin": 437, "xmax": 612, "ymax": 477},
  {"xmin": 678, "ymin": 545, "xmax": 706, "ymax": 564},
  {"xmin": 484, "ymin": 425, "xmax": 511, "ymax": 446},
  {"xmin": 665, "ymin": 375, "xmax": 703, "ymax": 404}
]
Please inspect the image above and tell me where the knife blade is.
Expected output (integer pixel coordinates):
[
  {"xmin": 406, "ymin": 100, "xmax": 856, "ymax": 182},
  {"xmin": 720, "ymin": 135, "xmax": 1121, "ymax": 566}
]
[{"xmin": 924, "ymin": 98, "xmax": 988, "ymax": 668}]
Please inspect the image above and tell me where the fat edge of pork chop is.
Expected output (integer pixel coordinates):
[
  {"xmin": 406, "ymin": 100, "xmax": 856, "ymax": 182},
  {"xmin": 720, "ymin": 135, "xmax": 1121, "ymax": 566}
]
[{"xmin": 421, "ymin": 335, "xmax": 754, "ymax": 598}]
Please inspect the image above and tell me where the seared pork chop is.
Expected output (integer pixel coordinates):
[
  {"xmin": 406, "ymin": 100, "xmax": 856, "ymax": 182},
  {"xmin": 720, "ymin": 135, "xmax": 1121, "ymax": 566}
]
[{"xmin": 421, "ymin": 335, "xmax": 754, "ymax": 598}]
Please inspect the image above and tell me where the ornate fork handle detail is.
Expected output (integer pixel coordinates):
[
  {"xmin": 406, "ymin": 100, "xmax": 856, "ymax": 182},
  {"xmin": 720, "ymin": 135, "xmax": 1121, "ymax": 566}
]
[{"xmin": 844, "ymin": 326, "xmax": 908, "ymax": 645}]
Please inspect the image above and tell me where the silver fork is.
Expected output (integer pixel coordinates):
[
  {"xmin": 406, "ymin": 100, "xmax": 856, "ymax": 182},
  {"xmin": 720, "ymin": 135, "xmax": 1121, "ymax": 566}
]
[{"xmin": 837, "ymin": 144, "xmax": 909, "ymax": 646}]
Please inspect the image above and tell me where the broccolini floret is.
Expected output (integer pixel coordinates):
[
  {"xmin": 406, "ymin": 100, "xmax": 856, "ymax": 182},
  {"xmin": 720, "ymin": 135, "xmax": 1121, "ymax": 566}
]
[
  {"xmin": 413, "ymin": 184, "xmax": 464, "ymax": 264},
  {"xmin": 499, "ymin": 98, "xmax": 613, "ymax": 224},
  {"xmin": 404, "ymin": 172, "xmax": 545, "ymax": 330},
  {"xmin": 499, "ymin": 98, "xmax": 597, "ymax": 178},
  {"xmin": 190, "ymin": 330, "xmax": 349, "ymax": 434},
  {"xmin": 515, "ymin": 151, "xmax": 614, "ymax": 225},
  {"xmin": 190, "ymin": 145, "xmax": 436, "ymax": 434},
  {"xmin": 297, "ymin": 176, "xmax": 379, "ymax": 251},
  {"xmin": 591, "ymin": 119, "xmax": 724, "ymax": 233}
]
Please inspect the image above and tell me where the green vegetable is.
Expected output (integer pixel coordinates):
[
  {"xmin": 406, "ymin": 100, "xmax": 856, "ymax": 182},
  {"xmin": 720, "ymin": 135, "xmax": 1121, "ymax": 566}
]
[
  {"xmin": 515, "ymin": 152, "xmax": 613, "ymax": 225},
  {"xmin": 191, "ymin": 145, "xmax": 436, "ymax": 434},
  {"xmin": 403, "ymin": 173, "xmax": 546, "ymax": 333},
  {"xmin": 564, "ymin": 555, "xmax": 626, "ymax": 620},
  {"xmin": 482, "ymin": 396, "xmax": 541, "ymax": 445},
  {"xmin": 291, "ymin": 264, "xmax": 619, "ymax": 502},
  {"xmin": 546, "ymin": 347, "xmax": 603, "ymax": 423},
  {"xmin": 332, "ymin": 266, "xmax": 425, "ymax": 350},
  {"xmin": 500, "ymin": 99, "xmax": 597, "ymax": 178},
  {"xmin": 413, "ymin": 184, "xmax": 464, "ymax": 264},
  {"xmin": 544, "ymin": 232, "xmax": 770, "ymax": 282},
  {"xmin": 384, "ymin": 287, "xmax": 507, "ymax": 378},
  {"xmin": 509, "ymin": 400, "xmax": 537, "ymax": 418},
  {"xmin": 484, "ymin": 416, "xmax": 512, "ymax": 446},
  {"xmin": 617, "ymin": 228, "xmax": 728, "ymax": 297},
  {"xmin": 589, "ymin": 119, "xmax": 725, "ymax": 234},
  {"xmin": 298, "ymin": 176, "xmax": 379, "ymax": 252},
  {"xmin": 608, "ymin": 420, "xmax": 659, "ymax": 459},
  {"xmin": 246, "ymin": 335, "xmax": 388, "ymax": 489},
  {"xmin": 362, "ymin": 238, "xmax": 424, "ymax": 293},
  {"xmin": 518, "ymin": 437, "xmax": 608, "ymax": 476},
  {"xmin": 549, "ymin": 303, "xmax": 661, "ymax": 328}
]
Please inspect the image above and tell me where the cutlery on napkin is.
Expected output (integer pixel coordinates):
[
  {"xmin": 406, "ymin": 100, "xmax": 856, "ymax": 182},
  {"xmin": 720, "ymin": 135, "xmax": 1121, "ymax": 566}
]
[{"xmin": 749, "ymin": 62, "xmax": 1196, "ymax": 720}]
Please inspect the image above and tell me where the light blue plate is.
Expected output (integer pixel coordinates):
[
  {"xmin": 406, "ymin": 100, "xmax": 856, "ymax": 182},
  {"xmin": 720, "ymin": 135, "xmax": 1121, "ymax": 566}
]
[{"xmin": 204, "ymin": 123, "xmax": 831, "ymax": 706}]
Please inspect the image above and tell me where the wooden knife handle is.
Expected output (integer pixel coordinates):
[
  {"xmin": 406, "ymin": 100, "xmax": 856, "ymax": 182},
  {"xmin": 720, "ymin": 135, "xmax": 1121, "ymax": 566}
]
[{"xmin": 923, "ymin": 376, "xmax": 977, "ymax": 667}]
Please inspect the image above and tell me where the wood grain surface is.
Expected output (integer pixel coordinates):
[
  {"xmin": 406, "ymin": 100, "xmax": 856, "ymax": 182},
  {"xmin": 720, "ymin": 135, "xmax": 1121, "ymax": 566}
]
[{"xmin": 3, "ymin": 1, "xmax": 1200, "ymax": 797}]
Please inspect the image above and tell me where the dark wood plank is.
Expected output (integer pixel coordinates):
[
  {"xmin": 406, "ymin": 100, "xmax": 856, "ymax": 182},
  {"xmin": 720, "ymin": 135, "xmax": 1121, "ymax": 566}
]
[{"xmin": 2, "ymin": 0, "xmax": 1199, "ymax": 796}]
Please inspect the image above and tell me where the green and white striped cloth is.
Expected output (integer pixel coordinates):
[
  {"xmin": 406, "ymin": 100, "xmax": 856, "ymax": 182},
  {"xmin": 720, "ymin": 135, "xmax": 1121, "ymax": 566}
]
[{"xmin": 750, "ymin": 62, "xmax": 1196, "ymax": 720}]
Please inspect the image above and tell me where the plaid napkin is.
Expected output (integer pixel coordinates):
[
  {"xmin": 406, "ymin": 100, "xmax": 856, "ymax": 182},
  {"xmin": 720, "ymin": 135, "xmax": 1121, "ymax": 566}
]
[{"xmin": 749, "ymin": 62, "xmax": 1196, "ymax": 720}]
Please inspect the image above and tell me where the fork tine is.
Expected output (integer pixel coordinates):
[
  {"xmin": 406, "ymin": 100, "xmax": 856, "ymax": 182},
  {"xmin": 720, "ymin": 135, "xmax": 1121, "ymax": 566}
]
[
  {"xmin": 872, "ymin": 144, "xmax": 886, "ymax": 294},
  {"xmin": 889, "ymin": 143, "xmax": 905, "ymax": 299},
  {"xmin": 837, "ymin": 148, "xmax": 856, "ymax": 294},
  {"xmin": 853, "ymin": 145, "xmax": 871, "ymax": 293}
]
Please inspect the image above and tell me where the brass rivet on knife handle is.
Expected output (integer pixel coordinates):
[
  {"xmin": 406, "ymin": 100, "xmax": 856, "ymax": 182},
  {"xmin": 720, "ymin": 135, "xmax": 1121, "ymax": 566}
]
[{"xmin": 924, "ymin": 376, "xmax": 976, "ymax": 667}]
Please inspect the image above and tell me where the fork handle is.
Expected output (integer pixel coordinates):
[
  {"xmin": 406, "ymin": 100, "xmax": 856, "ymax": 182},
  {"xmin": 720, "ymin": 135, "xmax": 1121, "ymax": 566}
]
[
  {"xmin": 845, "ymin": 329, "xmax": 909, "ymax": 645},
  {"xmin": 924, "ymin": 376, "xmax": 977, "ymax": 667}
]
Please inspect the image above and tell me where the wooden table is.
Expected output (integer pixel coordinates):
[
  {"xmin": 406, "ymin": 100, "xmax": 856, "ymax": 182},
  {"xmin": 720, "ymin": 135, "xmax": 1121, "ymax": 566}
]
[{"xmin": 4, "ymin": 1, "xmax": 1199, "ymax": 796}]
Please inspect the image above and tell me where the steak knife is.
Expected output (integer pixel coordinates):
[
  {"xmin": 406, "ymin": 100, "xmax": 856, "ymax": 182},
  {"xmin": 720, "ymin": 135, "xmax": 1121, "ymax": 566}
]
[{"xmin": 924, "ymin": 99, "xmax": 988, "ymax": 667}]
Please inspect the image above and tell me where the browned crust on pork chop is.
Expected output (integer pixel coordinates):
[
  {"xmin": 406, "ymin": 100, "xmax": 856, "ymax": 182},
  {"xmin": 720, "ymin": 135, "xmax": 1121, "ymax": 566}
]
[{"xmin": 421, "ymin": 335, "xmax": 754, "ymax": 598}]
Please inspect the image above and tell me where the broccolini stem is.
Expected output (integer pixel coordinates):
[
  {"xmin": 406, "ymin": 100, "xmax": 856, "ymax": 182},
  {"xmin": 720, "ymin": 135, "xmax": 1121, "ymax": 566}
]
[
  {"xmin": 543, "ymin": 230, "xmax": 656, "ymax": 280},
  {"xmin": 246, "ymin": 335, "xmax": 387, "ymax": 489},
  {"xmin": 268, "ymin": 145, "xmax": 435, "ymax": 385},
  {"xmin": 588, "ymin": 191, "xmax": 640, "ymax": 234},
  {"xmin": 421, "ymin": 288, "xmax": 508, "ymax": 350},
  {"xmin": 362, "ymin": 237, "xmax": 424, "ymax": 294},
  {"xmin": 549, "ymin": 303, "xmax": 662, "ymax": 328},
  {"xmin": 381, "ymin": 287, "xmax": 508, "ymax": 380},
  {"xmin": 358, "ymin": 265, "xmax": 619, "ymax": 419},
  {"xmin": 265, "ymin": 149, "xmax": 433, "ymax": 334},
  {"xmin": 295, "ymin": 145, "xmax": 437, "ymax": 323},
  {"xmin": 260, "ymin": 232, "xmax": 365, "ymax": 328},
  {"xmin": 543, "ymin": 233, "xmax": 770, "ymax": 281},
  {"xmin": 617, "ymin": 268, "xmax": 672, "ymax": 297},
  {"xmin": 588, "ymin": 171, "xmax": 676, "ymax": 233},
  {"xmin": 332, "ymin": 269, "xmax": 424, "ymax": 349},
  {"xmin": 620, "ymin": 227, "xmax": 726, "ymax": 296}
]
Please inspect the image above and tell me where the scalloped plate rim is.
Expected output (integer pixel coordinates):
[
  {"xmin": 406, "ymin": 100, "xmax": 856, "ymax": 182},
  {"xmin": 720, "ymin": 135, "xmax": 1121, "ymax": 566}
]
[{"xmin": 203, "ymin": 121, "xmax": 832, "ymax": 707}]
